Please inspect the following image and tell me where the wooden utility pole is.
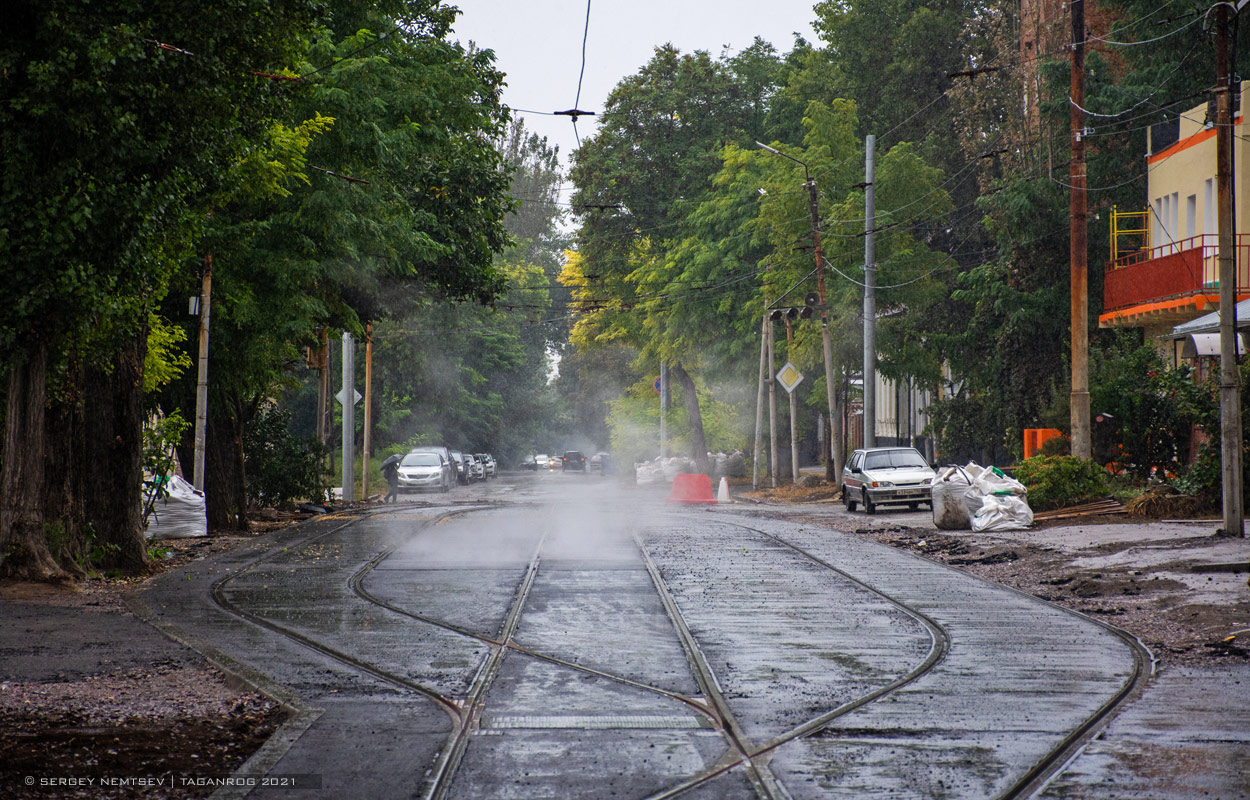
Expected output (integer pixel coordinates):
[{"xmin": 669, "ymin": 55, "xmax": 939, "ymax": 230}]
[
  {"xmin": 192, "ymin": 252, "xmax": 212, "ymax": 491},
  {"xmin": 1214, "ymin": 6, "xmax": 1245, "ymax": 535},
  {"xmin": 1069, "ymin": 0, "xmax": 1091, "ymax": 459},
  {"xmin": 786, "ymin": 318, "xmax": 800, "ymax": 483},
  {"xmin": 753, "ymin": 312, "xmax": 768, "ymax": 489},
  {"xmin": 767, "ymin": 321, "xmax": 778, "ymax": 489},
  {"xmin": 362, "ymin": 323, "xmax": 373, "ymax": 501},
  {"xmin": 808, "ymin": 177, "xmax": 842, "ymax": 482}
]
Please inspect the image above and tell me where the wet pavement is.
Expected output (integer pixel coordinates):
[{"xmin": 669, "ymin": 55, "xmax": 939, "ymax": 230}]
[{"xmin": 132, "ymin": 471, "xmax": 1246, "ymax": 798}]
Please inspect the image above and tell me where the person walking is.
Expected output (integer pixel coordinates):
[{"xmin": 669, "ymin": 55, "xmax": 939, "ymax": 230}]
[{"xmin": 381, "ymin": 455, "xmax": 401, "ymax": 503}]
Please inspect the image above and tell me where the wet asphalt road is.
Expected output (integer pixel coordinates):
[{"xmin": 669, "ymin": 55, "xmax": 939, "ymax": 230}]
[{"xmin": 136, "ymin": 470, "xmax": 1148, "ymax": 799}]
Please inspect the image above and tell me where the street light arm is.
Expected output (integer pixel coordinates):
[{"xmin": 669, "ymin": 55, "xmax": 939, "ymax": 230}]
[{"xmin": 755, "ymin": 140, "xmax": 811, "ymax": 181}]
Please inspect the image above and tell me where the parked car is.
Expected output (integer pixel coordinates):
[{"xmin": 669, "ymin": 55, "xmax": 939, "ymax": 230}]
[
  {"xmin": 397, "ymin": 451, "xmax": 451, "ymax": 493},
  {"xmin": 589, "ymin": 452, "xmax": 615, "ymax": 475},
  {"xmin": 449, "ymin": 450, "xmax": 470, "ymax": 484},
  {"xmin": 477, "ymin": 453, "xmax": 496, "ymax": 479},
  {"xmin": 519, "ymin": 454, "xmax": 538, "ymax": 471},
  {"xmin": 407, "ymin": 446, "xmax": 457, "ymax": 489},
  {"xmin": 840, "ymin": 447, "xmax": 936, "ymax": 515},
  {"xmin": 466, "ymin": 454, "xmax": 485, "ymax": 481},
  {"xmin": 561, "ymin": 451, "xmax": 587, "ymax": 471}
]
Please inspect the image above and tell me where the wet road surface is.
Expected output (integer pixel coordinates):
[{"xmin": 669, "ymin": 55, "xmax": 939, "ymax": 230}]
[{"xmin": 136, "ymin": 472, "xmax": 1152, "ymax": 798}]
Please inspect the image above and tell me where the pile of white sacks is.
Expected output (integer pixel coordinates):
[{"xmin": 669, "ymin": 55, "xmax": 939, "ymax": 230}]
[
  {"xmin": 634, "ymin": 452, "xmax": 746, "ymax": 486},
  {"xmin": 931, "ymin": 463, "xmax": 1034, "ymax": 532}
]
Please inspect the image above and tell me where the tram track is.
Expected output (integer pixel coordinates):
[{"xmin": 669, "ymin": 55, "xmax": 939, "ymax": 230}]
[{"xmin": 203, "ymin": 500, "xmax": 1150, "ymax": 800}]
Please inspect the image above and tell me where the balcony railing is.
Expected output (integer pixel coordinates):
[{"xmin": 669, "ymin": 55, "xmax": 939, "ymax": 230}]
[{"xmin": 1104, "ymin": 233, "xmax": 1250, "ymax": 312}]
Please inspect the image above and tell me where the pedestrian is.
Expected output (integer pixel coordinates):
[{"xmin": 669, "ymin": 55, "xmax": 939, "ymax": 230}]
[{"xmin": 381, "ymin": 456, "xmax": 400, "ymax": 503}]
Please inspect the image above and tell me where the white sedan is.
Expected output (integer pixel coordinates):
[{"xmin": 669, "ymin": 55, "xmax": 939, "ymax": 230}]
[{"xmin": 841, "ymin": 447, "xmax": 935, "ymax": 514}]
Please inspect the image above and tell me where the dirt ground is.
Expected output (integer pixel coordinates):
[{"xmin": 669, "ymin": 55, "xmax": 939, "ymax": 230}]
[
  {"xmin": 742, "ymin": 483, "xmax": 1250, "ymax": 668},
  {"xmin": 2, "ymin": 497, "xmax": 1247, "ymax": 798},
  {"xmin": 1, "ymin": 535, "xmax": 285, "ymax": 799}
]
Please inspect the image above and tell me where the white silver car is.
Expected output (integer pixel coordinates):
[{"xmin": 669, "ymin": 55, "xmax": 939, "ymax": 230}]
[
  {"xmin": 397, "ymin": 451, "xmax": 451, "ymax": 493},
  {"xmin": 841, "ymin": 447, "xmax": 935, "ymax": 514}
]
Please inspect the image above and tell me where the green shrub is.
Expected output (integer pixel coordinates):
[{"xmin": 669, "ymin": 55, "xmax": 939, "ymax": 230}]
[
  {"xmin": 1015, "ymin": 455, "xmax": 1109, "ymax": 512},
  {"xmin": 244, "ymin": 405, "xmax": 329, "ymax": 508}
]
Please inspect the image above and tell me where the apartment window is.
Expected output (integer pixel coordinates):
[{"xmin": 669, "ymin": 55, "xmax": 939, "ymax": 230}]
[{"xmin": 1186, "ymin": 194, "xmax": 1196, "ymax": 241}]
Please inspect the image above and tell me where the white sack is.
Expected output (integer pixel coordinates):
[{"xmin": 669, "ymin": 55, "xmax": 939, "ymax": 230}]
[
  {"xmin": 144, "ymin": 475, "xmax": 207, "ymax": 539},
  {"xmin": 931, "ymin": 466, "xmax": 974, "ymax": 530},
  {"xmin": 970, "ymin": 493, "xmax": 1034, "ymax": 532}
]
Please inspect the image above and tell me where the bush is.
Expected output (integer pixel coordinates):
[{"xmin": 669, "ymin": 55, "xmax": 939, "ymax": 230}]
[
  {"xmin": 243, "ymin": 405, "xmax": 328, "ymax": 508},
  {"xmin": 1014, "ymin": 455, "xmax": 1109, "ymax": 512}
]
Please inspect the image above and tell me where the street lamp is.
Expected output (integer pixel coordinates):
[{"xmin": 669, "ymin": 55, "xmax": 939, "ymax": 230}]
[{"xmin": 756, "ymin": 142, "xmax": 843, "ymax": 481}]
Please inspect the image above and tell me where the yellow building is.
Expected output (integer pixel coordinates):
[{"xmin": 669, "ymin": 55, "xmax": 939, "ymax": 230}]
[{"xmin": 1100, "ymin": 82, "xmax": 1250, "ymax": 346}]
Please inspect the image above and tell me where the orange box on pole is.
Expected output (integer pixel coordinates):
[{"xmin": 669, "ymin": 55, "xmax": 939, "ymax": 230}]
[{"xmin": 1024, "ymin": 428, "xmax": 1064, "ymax": 459}]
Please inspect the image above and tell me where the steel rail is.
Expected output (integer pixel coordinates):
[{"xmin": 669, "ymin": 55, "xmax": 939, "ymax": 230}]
[
  {"xmin": 715, "ymin": 515, "xmax": 1154, "ymax": 800},
  {"xmin": 637, "ymin": 519, "xmax": 950, "ymax": 800},
  {"xmin": 633, "ymin": 533, "xmax": 789, "ymax": 800}
]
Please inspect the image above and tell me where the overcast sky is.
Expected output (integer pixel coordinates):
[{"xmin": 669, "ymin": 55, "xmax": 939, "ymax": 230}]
[{"xmin": 451, "ymin": 1, "xmax": 821, "ymax": 178}]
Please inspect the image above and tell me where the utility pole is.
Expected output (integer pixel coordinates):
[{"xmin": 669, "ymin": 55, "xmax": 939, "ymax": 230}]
[
  {"xmin": 767, "ymin": 321, "xmax": 778, "ymax": 489},
  {"xmin": 786, "ymin": 318, "xmax": 800, "ymax": 482},
  {"xmin": 756, "ymin": 142, "xmax": 843, "ymax": 482},
  {"xmin": 863, "ymin": 134, "xmax": 877, "ymax": 450},
  {"xmin": 341, "ymin": 332, "xmax": 355, "ymax": 503},
  {"xmin": 1069, "ymin": 0, "xmax": 1092, "ymax": 458},
  {"xmin": 810, "ymin": 178, "xmax": 842, "ymax": 483},
  {"xmin": 659, "ymin": 363, "xmax": 669, "ymax": 459},
  {"xmin": 314, "ymin": 328, "xmax": 328, "ymax": 447},
  {"xmin": 362, "ymin": 323, "xmax": 373, "ymax": 501},
  {"xmin": 753, "ymin": 312, "xmax": 768, "ymax": 489},
  {"xmin": 1215, "ymin": 5, "xmax": 1245, "ymax": 536},
  {"xmin": 192, "ymin": 252, "xmax": 212, "ymax": 492}
]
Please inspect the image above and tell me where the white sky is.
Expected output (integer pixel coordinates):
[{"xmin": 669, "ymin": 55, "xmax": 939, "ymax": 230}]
[{"xmin": 451, "ymin": 1, "xmax": 821, "ymax": 177}]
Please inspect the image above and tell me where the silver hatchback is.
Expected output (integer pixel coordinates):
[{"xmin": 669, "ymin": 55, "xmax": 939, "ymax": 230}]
[{"xmin": 841, "ymin": 447, "xmax": 935, "ymax": 514}]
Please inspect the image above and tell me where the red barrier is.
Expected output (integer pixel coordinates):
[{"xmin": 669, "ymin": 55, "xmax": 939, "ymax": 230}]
[{"xmin": 667, "ymin": 473, "xmax": 717, "ymax": 504}]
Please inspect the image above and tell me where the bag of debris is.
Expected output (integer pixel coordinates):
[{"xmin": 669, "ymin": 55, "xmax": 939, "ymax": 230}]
[
  {"xmin": 144, "ymin": 474, "xmax": 207, "ymax": 539},
  {"xmin": 931, "ymin": 466, "xmax": 974, "ymax": 530},
  {"xmin": 970, "ymin": 493, "xmax": 1034, "ymax": 532}
]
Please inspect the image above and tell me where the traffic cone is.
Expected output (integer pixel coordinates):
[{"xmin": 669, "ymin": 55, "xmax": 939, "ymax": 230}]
[{"xmin": 717, "ymin": 477, "xmax": 731, "ymax": 504}]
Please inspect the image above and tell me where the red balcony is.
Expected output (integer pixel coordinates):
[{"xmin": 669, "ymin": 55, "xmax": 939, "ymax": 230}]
[{"xmin": 1101, "ymin": 234, "xmax": 1250, "ymax": 327}]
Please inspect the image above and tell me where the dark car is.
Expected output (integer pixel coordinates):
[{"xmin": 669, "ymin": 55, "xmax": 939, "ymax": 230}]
[
  {"xmin": 519, "ymin": 455, "xmax": 538, "ymax": 471},
  {"xmin": 561, "ymin": 450, "xmax": 587, "ymax": 471}
]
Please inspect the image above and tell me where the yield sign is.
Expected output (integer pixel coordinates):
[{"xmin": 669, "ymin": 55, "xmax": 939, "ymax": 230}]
[{"xmin": 776, "ymin": 362, "xmax": 804, "ymax": 394}]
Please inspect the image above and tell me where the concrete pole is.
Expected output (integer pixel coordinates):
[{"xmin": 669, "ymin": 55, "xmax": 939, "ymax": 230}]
[
  {"xmin": 341, "ymin": 332, "xmax": 355, "ymax": 503},
  {"xmin": 1215, "ymin": 7, "xmax": 1245, "ymax": 535},
  {"xmin": 863, "ymin": 134, "xmax": 877, "ymax": 450},
  {"xmin": 753, "ymin": 313, "xmax": 768, "ymax": 489},
  {"xmin": 1069, "ymin": 0, "xmax": 1092, "ymax": 458},
  {"xmin": 192, "ymin": 253, "xmax": 212, "ymax": 492},
  {"xmin": 767, "ymin": 322, "xmax": 778, "ymax": 489},
  {"xmin": 362, "ymin": 323, "xmax": 373, "ymax": 501},
  {"xmin": 786, "ymin": 319, "xmax": 800, "ymax": 482}
]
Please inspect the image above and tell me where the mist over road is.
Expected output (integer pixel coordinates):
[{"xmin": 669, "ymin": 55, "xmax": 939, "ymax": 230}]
[{"xmin": 138, "ymin": 472, "xmax": 1143, "ymax": 799}]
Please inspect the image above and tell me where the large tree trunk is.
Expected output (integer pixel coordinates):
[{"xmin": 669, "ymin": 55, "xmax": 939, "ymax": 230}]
[
  {"xmin": 42, "ymin": 377, "xmax": 88, "ymax": 578},
  {"xmin": 204, "ymin": 396, "xmax": 249, "ymax": 531},
  {"xmin": 0, "ymin": 342, "xmax": 70, "ymax": 581},
  {"xmin": 82, "ymin": 331, "xmax": 149, "ymax": 575},
  {"xmin": 669, "ymin": 363, "xmax": 711, "ymax": 475}
]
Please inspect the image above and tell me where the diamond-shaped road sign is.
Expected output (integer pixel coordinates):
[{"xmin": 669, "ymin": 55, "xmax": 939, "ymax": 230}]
[
  {"xmin": 776, "ymin": 362, "xmax": 804, "ymax": 394},
  {"xmin": 335, "ymin": 387, "xmax": 363, "ymax": 406}
]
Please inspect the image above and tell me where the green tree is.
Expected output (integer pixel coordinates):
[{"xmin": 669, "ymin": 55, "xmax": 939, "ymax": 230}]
[{"xmin": 1, "ymin": 0, "xmax": 320, "ymax": 578}]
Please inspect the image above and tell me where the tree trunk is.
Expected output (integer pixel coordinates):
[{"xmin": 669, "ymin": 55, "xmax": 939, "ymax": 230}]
[
  {"xmin": 204, "ymin": 397, "xmax": 249, "ymax": 531},
  {"xmin": 669, "ymin": 364, "xmax": 711, "ymax": 475},
  {"xmin": 0, "ymin": 342, "xmax": 70, "ymax": 581},
  {"xmin": 82, "ymin": 331, "xmax": 149, "ymax": 574},
  {"xmin": 42, "ymin": 378, "xmax": 88, "ymax": 578}
]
